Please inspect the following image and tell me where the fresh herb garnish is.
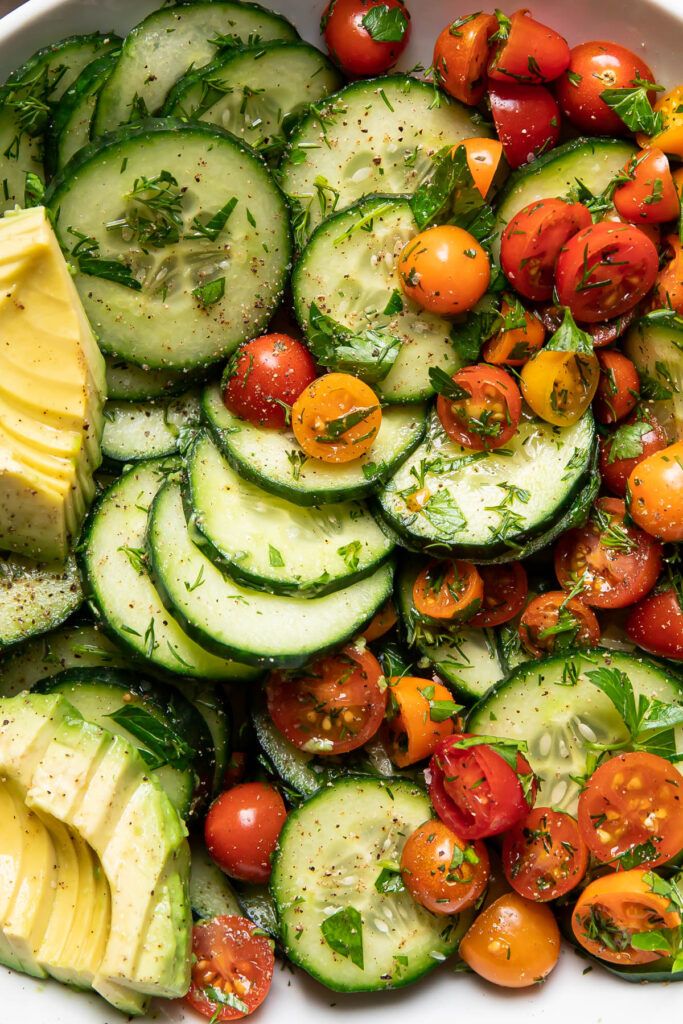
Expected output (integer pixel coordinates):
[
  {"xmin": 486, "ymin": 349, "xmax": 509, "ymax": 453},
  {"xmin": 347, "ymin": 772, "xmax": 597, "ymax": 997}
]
[
  {"xmin": 193, "ymin": 277, "xmax": 225, "ymax": 306},
  {"xmin": 361, "ymin": 3, "xmax": 409, "ymax": 42},
  {"xmin": 320, "ymin": 906, "xmax": 364, "ymax": 969},
  {"xmin": 600, "ymin": 77, "xmax": 665, "ymax": 135},
  {"xmin": 308, "ymin": 303, "xmax": 401, "ymax": 384},
  {"xmin": 108, "ymin": 704, "xmax": 195, "ymax": 771}
]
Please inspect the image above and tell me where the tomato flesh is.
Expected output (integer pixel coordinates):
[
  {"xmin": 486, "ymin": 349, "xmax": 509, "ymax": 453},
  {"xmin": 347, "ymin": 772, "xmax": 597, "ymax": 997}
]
[
  {"xmin": 501, "ymin": 198, "xmax": 591, "ymax": 301},
  {"xmin": 436, "ymin": 364, "xmax": 522, "ymax": 451},
  {"xmin": 223, "ymin": 334, "xmax": 317, "ymax": 429},
  {"xmin": 468, "ymin": 562, "xmax": 528, "ymax": 628},
  {"xmin": 502, "ymin": 808, "xmax": 588, "ymax": 902},
  {"xmin": 185, "ymin": 916, "xmax": 274, "ymax": 1021},
  {"xmin": 488, "ymin": 9, "xmax": 570, "ymax": 84}
]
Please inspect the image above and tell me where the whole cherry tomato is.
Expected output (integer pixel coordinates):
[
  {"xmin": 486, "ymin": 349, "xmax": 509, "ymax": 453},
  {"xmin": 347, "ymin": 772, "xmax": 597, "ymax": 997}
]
[
  {"xmin": 628, "ymin": 439, "xmax": 683, "ymax": 541},
  {"xmin": 412, "ymin": 559, "xmax": 484, "ymax": 621},
  {"xmin": 433, "ymin": 12, "xmax": 498, "ymax": 106},
  {"xmin": 488, "ymin": 9, "xmax": 570, "ymax": 84},
  {"xmin": 500, "ymin": 198, "xmax": 592, "ymax": 301},
  {"xmin": 599, "ymin": 411, "xmax": 669, "ymax": 495},
  {"xmin": 205, "ymin": 783, "xmax": 287, "ymax": 884},
  {"xmin": 435, "ymin": 363, "xmax": 522, "ymax": 451},
  {"xmin": 401, "ymin": 820, "xmax": 489, "ymax": 914},
  {"xmin": 291, "ymin": 373, "xmax": 381, "ymax": 464},
  {"xmin": 398, "ymin": 225, "xmax": 490, "ymax": 315},
  {"xmin": 321, "ymin": 0, "xmax": 410, "ymax": 77},
  {"xmin": 556, "ymin": 41, "xmax": 656, "ymax": 135},
  {"xmin": 488, "ymin": 81, "xmax": 561, "ymax": 169},
  {"xmin": 593, "ymin": 349, "xmax": 640, "ymax": 425},
  {"xmin": 653, "ymin": 233, "xmax": 683, "ymax": 314},
  {"xmin": 627, "ymin": 588, "xmax": 683, "ymax": 660},
  {"xmin": 223, "ymin": 334, "xmax": 317, "ymax": 429},
  {"xmin": 460, "ymin": 893, "xmax": 561, "ymax": 987}
]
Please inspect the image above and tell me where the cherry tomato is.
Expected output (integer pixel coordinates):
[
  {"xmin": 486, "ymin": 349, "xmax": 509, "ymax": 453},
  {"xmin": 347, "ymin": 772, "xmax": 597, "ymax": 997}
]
[
  {"xmin": 291, "ymin": 372, "xmax": 381, "ymax": 464},
  {"xmin": 614, "ymin": 148, "xmax": 680, "ymax": 225},
  {"xmin": 521, "ymin": 346, "xmax": 600, "ymax": 427},
  {"xmin": 458, "ymin": 137, "xmax": 505, "ymax": 199},
  {"xmin": 398, "ymin": 225, "xmax": 490, "ymax": 316},
  {"xmin": 555, "ymin": 222, "xmax": 659, "ymax": 324},
  {"xmin": 436, "ymin": 364, "xmax": 522, "ymax": 451},
  {"xmin": 412, "ymin": 559, "xmax": 484, "ymax": 621},
  {"xmin": 599, "ymin": 411, "xmax": 668, "ymax": 496},
  {"xmin": 482, "ymin": 300, "xmax": 545, "ymax": 366},
  {"xmin": 433, "ymin": 12, "xmax": 498, "ymax": 106},
  {"xmin": 502, "ymin": 808, "xmax": 588, "ymax": 902},
  {"xmin": 321, "ymin": 0, "xmax": 410, "ymax": 77},
  {"xmin": 653, "ymin": 233, "xmax": 683, "ymax": 314},
  {"xmin": 401, "ymin": 820, "xmax": 489, "ymax": 914},
  {"xmin": 628, "ymin": 439, "xmax": 683, "ymax": 541},
  {"xmin": 627, "ymin": 588, "xmax": 683, "ymax": 660},
  {"xmin": 518, "ymin": 592, "xmax": 601, "ymax": 657},
  {"xmin": 602, "ymin": 207, "xmax": 662, "ymax": 252},
  {"xmin": 266, "ymin": 644, "xmax": 387, "ymax": 755},
  {"xmin": 488, "ymin": 9, "xmax": 570, "ymax": 84},
  {"xmin": 637, "ymin": 85, "xmax": 683, "ymax": 156},
  {"xmin": 500, "ymin": 198, "xmax": 592, "ymax": 302},
  {"xmin": 536, "ymin": 300, "xmax": 639, "ymax": 348},
  {"xmin": 578, "ymin": 752, "xmax": 683, "ymax": 869},
  {"xmin": 488, "ymin": 80, "xmax": 561, "ymax": 169},
  {"xmin": 468, "ymin": 562, "xmax": 528, "ymax": 628},
  {"xmin": 386, "ymin": 676, "xmax": 456, "ymax": 767},
  {"xmin": 556, "ymin": 41, "xmax": 656, "ymax": 135},
  {"xmin": 184, "ymin": 916, "xmax": 274, "ymax": 1020},
  {"xmin": 223, "ymin": 334, "xmax": 317, "ymax": 429},
  {"xmin": 204, "ymin": 783, "xmax": 287, "ymax": 884},
  {"xmin": 593, "ymin": 350, "xmax": 640, "ymax": 425},
  {"xmin": 429, "ymin": 734, "xmax": 536, "ymax": 840},
  {"xmin": 460, "ymin": 893, "xmax": 560, "ymax": 987},
  {"xmin": 361, "ymin": 600, "xmax": 398, "ymax": 642},
  {"xmin": 554, "ymin": 498, "xmax": 662, "ymax": 609}
]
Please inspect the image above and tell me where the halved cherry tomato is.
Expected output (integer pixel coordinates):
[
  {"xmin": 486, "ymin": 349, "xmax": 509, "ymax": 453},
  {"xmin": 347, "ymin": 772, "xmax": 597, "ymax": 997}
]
[
  {"xmin": 386, "ymin": 676, "xmax": 457, "ymax": 767},
  {"xmin": 555, "ymin": 222, "xmax": 659, "ymax": 323},
  {"xmin": 536, "ymin": 301, "xmax": 639, "ymax": 348},
  {"xmin": 602, "ymin": 207, "xmax": 662, "ymax": 252},
  {"xmin": 488, "ymin": 81, "xmax": 561, "ymax": 169},
  {"xmin": 599, "ymin": 411, "xmax": 669, "ymax": 495},
  {"xmin": 482, "ymin": 300, "xmax": 545, "ymax": 366},
  {"xmin": 458, "ymin": 137, "xmax": 505, "ymax": 199},
  {"xmin": 185, "ymin": 916, "xmax": 275, "ymax": 1020},
  {"xmin": 628, "ymin": 439, "xmax": 683, "ymax": 541},
  {"xmin": 520, "ymin": 346, "xmax": 600, "ymax": 427},
  {"xmin": 291, "ymin": 373, "xmax": 381, "ymax": 464},
  {"xmin": 614, "ymin": 148, "xmax": 680, "ymax": 226},
  {"xmin": 460, "ymin": 893, "xmax": 560, "ymax": 987},
  {"xmin": 266, "ymin": 644, "xmax": 387, "ymax": 755},
  {"xmin": 502, "ymin": 808, "xmax": 589, "ymax": 902},
  {"xmin": 401, "ymin": 820, "xmax": 489, "ymax": 914},
  {"xmin": 468, "ymin": 562, "xmax": 528, "ymax": 628},
  {"xmin": 578, "ymin": 752, "xmax": 683, "ymax": 869},
  {"xmin": 556, "ymin": 41, "xmax": 656, "ymax": 135},
  {"xmin": 412, "ymin": 559, "xmax": 484, "ymax": 621},
  {"xmin": 488, "ymin": 9, "xmax": 570, "ymax": 84},
  {"xmin": 398, "ymin": 225, "xmax": 490, "ymax": 315},
  {"xmin": 362, "ymin": 600, "xmax": 398, "ymax": 642},
  {"xmin": 500, "ymin": 198, "xmax": 592, "ymax": 301},
  {"xmin": 429, "ymin": 733, "xmax": 536, "ymax": 840},
  {"xmin": 554, "ymin": 498, "xmax": 662, "ymax": 609},
  {"xmin": 223, "ymin": 334, "xmax": 317, "ymax": 429},
  {"xmin": 204, "ymin": 783, "xmax": 287, "ymax": 884},
  {"xmin": 436, "ymin": 364, "xmax": 522, "ymax": 451},
  {"xmin": 638, "ymin": 85, "xmax": 683, "ymax": 157},
  {"xmin": 433, "ymin": 12, "xmax": 498, "ymax": 106},
  {"xmin": 593, "ymin": 350, "xmax": 640, "ymax": 425},
  {"xmin": 653, "ymin": 233, "xmax": 683, "ymax": 314},
  {"xmin": 321, "ymin": 0, "xmax": 410, "ymax": 77},
  {"xmin": 627, "ymin": 588, "xmax": 683, "ymax": 660},
  {"xmin": 518, "ymin": 592, "xmax": 601, "ymax": 657}
]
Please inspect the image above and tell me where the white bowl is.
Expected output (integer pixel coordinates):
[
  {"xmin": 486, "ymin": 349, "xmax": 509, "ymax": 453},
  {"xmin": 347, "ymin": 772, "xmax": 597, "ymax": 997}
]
[{"xmin": 2, "ymin": 0, "xmax": 683, "ymax": 1021}]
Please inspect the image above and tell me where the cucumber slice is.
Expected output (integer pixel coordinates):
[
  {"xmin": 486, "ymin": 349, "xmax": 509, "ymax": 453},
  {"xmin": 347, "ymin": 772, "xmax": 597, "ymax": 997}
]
[
  {"xmin": 0, "ymin": 553, "xmax": 82, "ymax": 650},
  {"xmin": 469, "ymin": 649, "xmax": 683, "ymax": 813},
  {"xmin": 45, "ymin": 49, "xmax": 120, "ymax": 175},
  {"xmin": 163, "ymin": 42, "xmax": 341, "ymax": 162},
  {"xmin": 271, "ymin": 777, "xmax": 472, "ymax": 991},
  {"xmin": 6, "ymin": 32, "xmax": 120, "ymax": 103},
  {"xmin": 0, "ymin": 622, "xmax": 127, "ymax": 697},
  {"xmin": 624, "ymin": 311, "xmax": 683, "ymax": 441},
  {"xmin": 189, "ymin": 837, "xmax": 242, "ymax": 920},
  {"xmin": 102, "ymin": 390, "xmax": 201, "ymax": 463},
  {"xmin": 46, "ymin": 119, "xmax": 291, "ymax": 371},
  {"xmin": 0, "ymin": 106, "xmax": 43, "ymax": 214},
  {"xmin": 80, "ymin": 459, "xmax": 259, "ymax": 681},
  {"xmin": 293, "ymin": 196, "xmax": 460, "ymax": 403},
  {"xmin": 201, "ymin": 383, "xmax": 426, "ymax": 506},
  {"xmin": 235, "ymin": 884, "xmax": 279, "ymax": 939},
  {"xmin": 105, "ymin": 358, "xmax": 194, "ymax": 401},
  {"xmin": 94, "ymin": 1, "xmax": 298, "ymax": 133},
  {"xmin": 377, "ymin": 409, "xmax": 595, "ymax": 559},
  {"xmin": 281, "ymin": 75, "xmax": 487, "ymax": 243},
  {"xmin": 185, "ymin": 431, "xmax": 394, "ymax": 597}
]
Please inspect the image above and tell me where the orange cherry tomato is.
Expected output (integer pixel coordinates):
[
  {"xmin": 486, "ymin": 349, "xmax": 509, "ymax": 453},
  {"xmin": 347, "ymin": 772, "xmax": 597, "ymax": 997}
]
[
  {"xmin": 613, "ymin": 148, "xmax": 680, "ymax": 225},
  {"xmin": 436, "ymin": 364, "xmax": 522, "ymax": 450},
  {"xmin": 593, "ymin": 350, "xmax": 640, "ymax": 425},
  {"xmin": 412, "ymin": 559, "xmax": 484, "ymax": 621},
  {"xmin": 488, "ymin": 9, "xmax": 570, "ymax": 84},
  {"xmin": 502, "ymin": 808, "xmax": 589, "ymax": 902},
  {"xmin": 628, "ymin": 439, "xmax": 683, "ymax": 541},
  {"xmin": 599, "ymin": 411, "xmax": 669, "ymax": 496},
  {"xmin": 184, "ymin": 916, "xmax": 275, "ymax": 1021},
  {"xmin": 398, "ymin": 225, "xmax": 490, "ymax": 316},
  {"xmin": 459, "ymin": 893, "xmax": 561, "ymax": 987},
  {"xmin": 386, "ymin": 676, "xmax": 457, "ymax": 767},
  {"xmin": 519, "ymin": 591, "xmax": 601, "ymax": 657},
  {"xmin": 361, "ymin": 600, "xmax": 398, "ymax": 642},
  {"xmin": 205, "ymin": 783, "xmax": 287, "ymax": 884},
  {"xmin": 653, "ymin": 233, "xmax": 683, "ymax": 314},
  {"xmin": 291, "ymin": 373, "xmax": 381, "ymax": 465},
  {"xmin": 468, "ymin": 562, "xmax": 528, "ymax": 628},
  {"xmin": 433, "ymin": 12, "xmax": 498, "ymax": 106},
  {"xmin": 457, "ymin": 137, "xmax": 505, "ymax": 199},
  {"xmin": 572, "ymin": 869, "xmax": 681, "ymax": 966},
  {"xmin": 637, "ymin": 85, "xmax": 683, "ymax": 157},
  {"xmin": 482, "ymin": 299, "xmax": 546, "ymax": 366},
  {"xmin": 400, "ymin": 819, "xmax": 490, "ymax": 914}
]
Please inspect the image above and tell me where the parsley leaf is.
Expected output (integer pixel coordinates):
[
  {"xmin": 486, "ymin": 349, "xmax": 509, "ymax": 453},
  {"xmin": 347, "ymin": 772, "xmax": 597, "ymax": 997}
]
[
  {"xmin": 546, "ymin": 307, "xmax": 594, "ymax": 355},
  {"xmin": 78, "ymin": 255, "xmax": 142, "ymax": 291},
  {"xmin": 193, "ymin": 277, "xmax": 225, "ymax": 306},
  {"xmin": 361, "ymin": 4, "xmax": 409, "ymax": 42},
  {"xmin": 321, "ymin": 906, "xmax": 364, "ymax": 969},
  {"xmin": 383, "ymin": 289, "xmax": 404, "ymax": 316},
  {"xmin": 600, "ymin": 79, "xmax": 664, "ymax": 135},
  {"xmin": 308, "ymin": 304, "xmax": 400, "ymax": 383},
  {"xmin": 411, "ymin": 143, "xmax": 491, "ymax": 231},
  {"xmin": 607, "ymin": 419, "xmax": 651, "ymax": 463},
  {"xmin": 421, "ymin": 489, "xmax": 466, "ymax": 537},
  {"xmin": 107, "ymin": 704, "xmax": 195, "ymax": 771},
  {"xmin": 428, "ymin": 366, "xmax": 469, "ymax": 400},
  {"xmin": 418, "ymin": 684, "xmax": 463, "ymax": 722},
  {"xmin": 375, "ymin": 865, "xmax": 406, "ymax": 894},
  {"xmin": 586, "ymin": 666, "xmax": 683, "ymax": 755}
]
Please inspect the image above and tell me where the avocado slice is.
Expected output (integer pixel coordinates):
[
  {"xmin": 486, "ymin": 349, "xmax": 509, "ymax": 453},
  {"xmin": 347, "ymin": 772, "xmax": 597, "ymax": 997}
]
[{"xmin": 0, "ymin": 781, "xmax": 28, "ymax": 972}]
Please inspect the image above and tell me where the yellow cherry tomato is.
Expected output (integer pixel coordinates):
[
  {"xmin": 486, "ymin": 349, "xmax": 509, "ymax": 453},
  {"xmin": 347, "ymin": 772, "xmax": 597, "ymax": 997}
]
[
  {"xmin": 521, "ymin": 348, "xmax": 600, "ymax": 426},
  {"xmin": 637, "ymin": 85, "xmax": 683, "ymax": 156},
  {"xmin": 291, "ymin": 372, "xmax": 382, "ymax": 464},
  {"xmin": 398, "ymin": 225, "xmax": 490, "ymax": 316}
]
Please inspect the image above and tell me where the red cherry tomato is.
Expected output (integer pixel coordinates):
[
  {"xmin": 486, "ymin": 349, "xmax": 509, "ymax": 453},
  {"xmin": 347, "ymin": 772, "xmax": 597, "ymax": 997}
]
[
  {"xmin": 602, "ymin": 207, "xmax": 662, "ymax": 253},
  {"xmin": 599, "ymin": 411, "xmax": 669, "ymax": 496},
  {"xmin": 502, "ymin": 808, "xmax": 589, "ymax": 902},
  {"xmin": 223, "ymin": 334, "xmax": 317, "ymax": 429},
  {"xmin": 518, "ymin": 592, "xmax": 601, "ymax": 657},
  {"xmin": 429, "ymin": 733, "xmax": 536, "ymax": 840},
  {"xmin": 266, "ymin": 644, "xmax": 387, "ymax": 755},
  {"xmin": 468, "ymin": 562, "xmax": 528, "ymax": 628},
  {"xmin": 556, "ymin": 41, "xmax": 656, "ymax": 135},
  {"xmin": 488, "ymin": 80, "xmax": 561, "ymax": 169},
  {"xmin": 555, "ymin": 222, "xmax": 659, "ymax": 324},
  {"xmin": 500, "ymin": 199, "xmax": 592, "ymax": 301},
  {"xmin": 593, "ymin": 350, "xmax": 640, "ymax": 425},
  {"xmin": 401, "ymin": 820, "xmax": 490, "ymax": 914},
  {"xmin": 433, "ymin": 12, "xmax": 498, "ymax": 106},
  {"xmin": 184, "ymin": 916, "xmax": 274, "ymax": 1021},
  {"xmin": 488, "ymin": 9, "xmax": 570, "ymax": 84},
  {"xmin": 627, "ymin": 588, "xmax": 683, "ymax": 660},
  {"xmin": 321, "ymin": 0, "xmax": 410, "ymax": 77},
  {"xmin": 536, "ymin": 301, "xmax": 639, "ymax": 348},
  {"xmin": 436, "ymin": 363, "xmax": 522, "ymax": 451},
  {"xmin": 614, "ymin": 148, "xmax": 680, "ymax": 226},
  {"xmin": 204, "ymin": 783, "xmax": 287, "ymax": 884}
]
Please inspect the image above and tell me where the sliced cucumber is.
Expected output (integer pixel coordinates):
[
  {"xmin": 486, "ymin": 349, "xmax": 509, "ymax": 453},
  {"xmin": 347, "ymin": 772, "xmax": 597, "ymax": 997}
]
[
  {"xmin": 0, "ymin": 106, "xmax": 44, "ymax": 214},
  {"xmin": 281, "ymin": 75, "xmax": 487, "ymax": 243},
  {"xmin": 46, "ymin": 119, "xmax": 291, "ymax": 371},
  {"xmin": 185, "ymin": 431, "xmax": 394, "ymax": 597},
  {"xmin": 202, "ymin": 383, "xmax": 426, "ymax": 507},
  {"xmin": 189, "ymin": 837, "xmax": 242, "ymax": 920},
  {"xmin": 6, "ymin": 32, "xmax": 120, "ymax": 102},
  {"xmin": 105, "ymin": 358, "xmax": 194, "ymax": 401},
  {"xmin": 624, "ymin": 311, "xmax": 683, "ymax": 441},
  {"xmin": 93, "ymin": 2, "xmax": 298, "ymax": 133},
  {"xmin": 293, "ymin": 196, "xmax": 459, "ymax": 403},
  {"xmin": 45, "ymin": 49, "xmax": 120, "ymax": 175},
  {"xmin": 0, "ymin": 622, "xmax": 127, "ymax": 697},
  {"xmin": 102, "ymin": 390, "xmax": 201, "ymax": 463},
  {"xmin": 0, "ymin": 553, "xmax": 82, "ymax": 650},
  {"xmin": 377, "ymin": 409, "xmax": 595, "ymax": 560},
  {"xmin": 271, "ymin": 777, "xmax": 471, "ymax": 991},
  {"xmin": 80, "ymin": 459, "xmax": 258, "ymax": 681},
  {"xmin": 173, "ymin": 679, "xmax": 230, "ymax": 796},
  {"xmin": 469, "ymin": 649, "xmax": 683, "ymax": 813},
  {"xmin": 235, "ymin": 884, "xmax": 279, "ymax": 939},
  {"xmin": 163, "ymin": 42, "xmax": 341, "ymax": 161}
]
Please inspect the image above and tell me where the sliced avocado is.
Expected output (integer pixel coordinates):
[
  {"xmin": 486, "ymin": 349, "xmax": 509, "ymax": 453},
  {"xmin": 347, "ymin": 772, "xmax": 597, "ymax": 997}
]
[
  {"xmin": 0, "ymin": 453, "xmax": 70, "ymax": 561},
  {"xmin": 33, "ymin": 813, "xmax": 80, "ymax": 971},
  {"xmin": 0, "ymin": 692, "xmax": 73, "ymax": 787},
  {"xmin": 0, "ymin": 781, "xmax": 27, "ymax": 972},
  {"xmin": 129, "ymin": 846, "xmax": 192, "ymax": 998}
]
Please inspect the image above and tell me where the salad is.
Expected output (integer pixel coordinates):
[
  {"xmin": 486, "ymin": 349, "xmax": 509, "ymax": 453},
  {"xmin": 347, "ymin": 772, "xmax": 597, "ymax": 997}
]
[{"xmin": 0, "ymin": 0, "xmax": 683, "ymax": 1020}]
